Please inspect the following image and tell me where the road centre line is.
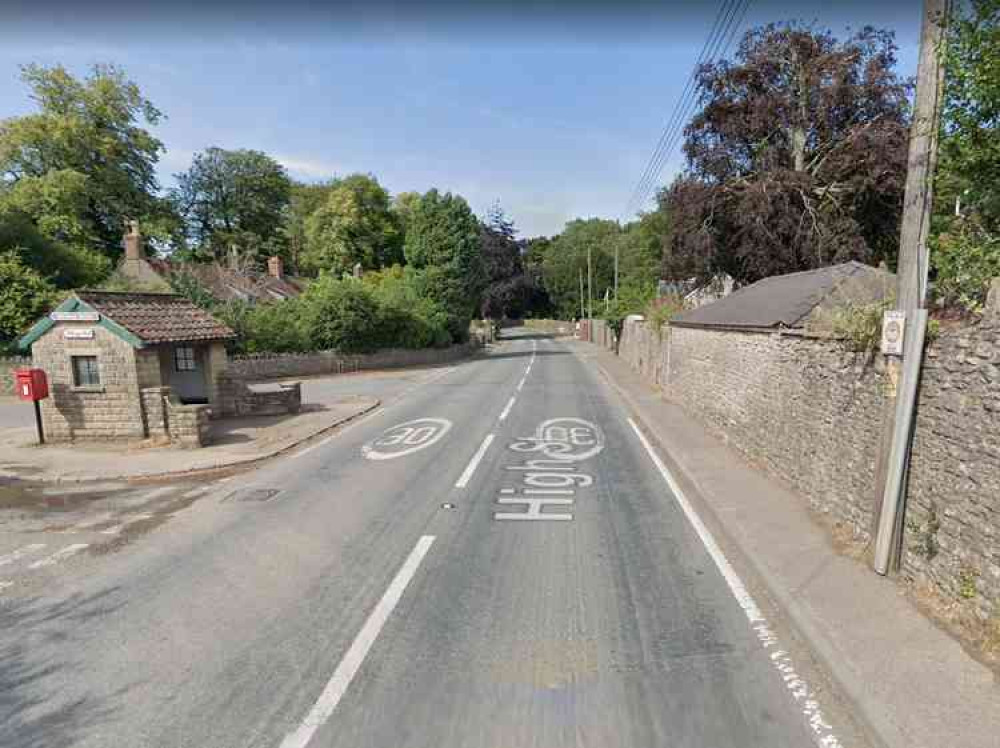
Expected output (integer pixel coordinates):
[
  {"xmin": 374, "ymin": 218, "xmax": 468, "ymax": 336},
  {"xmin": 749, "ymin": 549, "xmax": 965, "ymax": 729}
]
[
  {"xmin": 627, "ymin": 418, "xmax": 842, "ymax": 748},
  {"xmin": 29, "ymin": 543, "xmax": 89, "ymax": 570},
  {"xmin": 279, "ymin": 535, "xmax": 436, "ymax": 748},
  {"xmin": 498, "ymin": 396, "xmax": 516, "ymax": 422},
  {"xmin": 0, "ymin": 543, "xmax": 46, "ymax": 567},
  {"xmin": 455, "ymin": 434, "xmax": 495, "ymax": 488}
]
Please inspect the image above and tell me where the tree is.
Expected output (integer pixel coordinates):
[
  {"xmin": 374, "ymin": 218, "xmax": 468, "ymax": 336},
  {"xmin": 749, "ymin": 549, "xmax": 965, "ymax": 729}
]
[
  {"xmin": 392, "ymin": 191, "xmax": 423, "ymax": 236},
  {"xmin": 541, "ymin": 218, "xmax": 619, "ymax": 319},
  {"xmin": 929, "ymin": 0, "xmax": 1000, "ymax": 312},
  {"xmin": 0, "ymin": 251, "xmax": 57, "ymax": 349},
  {"xmin": 172, "ymin": 147, "xmax": 292, "ymax": 262},
  {"xmin": 0, "ymin": 63, "xmax": 169, "ymax": 260},
  {"xmin": 664, "ymin": 24, "xmax": 912, "ymax": 285},
  {"xmin": 302, "ymin": 174, "xmax": 402, "ymax": 276},
  {"xmin": 283, "ymin": 181, "xmax": 337, "ymax": 272},
  {"xmin": 404, "ymin": 189, "xmax": 484, "ymax": 340},
  {"xmin": 479, "ymin": 202, "xmax": 531, "ymax": 320},
  {"xmin": 520, "ymin": 236, "xmax": 556, "ymax": 317},
  {"xmin": 615, "ymin": 207, "xmax": 671, "ymax": 306},
  {"xmin": 298, "ymin": 275, "xmax": 383, "ymax": 353}
]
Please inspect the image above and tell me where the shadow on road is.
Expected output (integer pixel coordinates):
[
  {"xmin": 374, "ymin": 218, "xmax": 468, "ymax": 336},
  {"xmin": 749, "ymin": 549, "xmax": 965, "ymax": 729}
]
[{"xmin": 0, "ymin": 587, "xmax": 131, "ymax": 748}]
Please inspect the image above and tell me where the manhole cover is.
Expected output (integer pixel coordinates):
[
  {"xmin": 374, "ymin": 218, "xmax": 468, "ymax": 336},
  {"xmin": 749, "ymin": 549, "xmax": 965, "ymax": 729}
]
[{"xmin": 223, "ymin": 488, "xmax": 281, "ymax": 503}]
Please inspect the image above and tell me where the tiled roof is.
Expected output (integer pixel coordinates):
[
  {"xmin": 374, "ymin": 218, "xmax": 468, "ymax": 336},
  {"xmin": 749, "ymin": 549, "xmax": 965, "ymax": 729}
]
[
  {"xmin": 75, "ymin": 291, "xmax": 235, "ymax": 344},
  {"xmin": 146, "ymin": 259, "xmax": 305, "ymax": 303},
  {"xmin": 672, "ymin": 262, "xmax": 894, "ymax": 330}
]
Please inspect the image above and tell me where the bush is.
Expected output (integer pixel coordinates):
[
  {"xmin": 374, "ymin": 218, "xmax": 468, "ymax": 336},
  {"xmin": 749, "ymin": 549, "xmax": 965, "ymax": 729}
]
[
  {"xmin": 298, "ymin": 276, "xmax": 383, "ymax": 353},
  {"xmin": 365, "ymin": 266, "xmax": 452, "ymax": 348},
  {"xmin": 931, "ymin": 222, "xmax": 1000, "ymax": 313},
  {"xmin": 644, "ymin": 293, "xmax": 686, "ymax": 329}
]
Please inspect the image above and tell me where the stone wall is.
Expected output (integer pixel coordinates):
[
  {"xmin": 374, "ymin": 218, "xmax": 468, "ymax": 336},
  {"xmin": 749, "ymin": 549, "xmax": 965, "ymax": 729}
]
[
  {"xmin": 226, "ymin": 342, "xmax": 481, "ymax": 381},
  {"xmin": 603, "ymin": 317, "xmax": 1000, "ymax": 618},
  {"xmin": 165, "ymin": 397, "xmax": 211, "ymax": 448},
  {"xmin": 0, "ymin": 356, "xmax": 32, "ymax": 396},
  {"xmin": 32, "ymin": 324, "xmax": 147, "ymax": 441},
  {"xmin": 522, "ymin": 319, "xmax": 575, "ymax": 336}
]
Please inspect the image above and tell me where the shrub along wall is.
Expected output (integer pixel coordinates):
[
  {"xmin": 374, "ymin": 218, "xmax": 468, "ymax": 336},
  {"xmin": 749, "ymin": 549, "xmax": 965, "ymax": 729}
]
[{"xmin": 605, "ymin": 316, "xmax": 1000, "ymax": 620}]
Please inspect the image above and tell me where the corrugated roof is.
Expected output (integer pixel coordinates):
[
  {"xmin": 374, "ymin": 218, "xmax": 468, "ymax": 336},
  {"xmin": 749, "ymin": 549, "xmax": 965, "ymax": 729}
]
[
  {"xmin": 672, "ymin": 262, "xmax": 894, "ymax": 329},
  {"xmin": 75, "ymin": 291, "xmax": 235, "ymax": 344}
]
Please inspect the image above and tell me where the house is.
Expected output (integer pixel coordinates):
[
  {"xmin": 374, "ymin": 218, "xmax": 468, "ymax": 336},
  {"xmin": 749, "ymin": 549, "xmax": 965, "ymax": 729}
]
[
  {"xmin": 116, "ymin": 221, "xmax": 304, "ymax": 303},
  {"xmin": 19, "ymin": 290, "xmax": 236, "ymax": 445}
]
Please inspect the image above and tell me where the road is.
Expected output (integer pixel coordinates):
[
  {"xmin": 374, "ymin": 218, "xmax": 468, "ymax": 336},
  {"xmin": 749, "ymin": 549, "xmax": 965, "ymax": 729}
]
[{"xmin": 0, "ymin": 330, "xmax": 868, "ymax": 748}]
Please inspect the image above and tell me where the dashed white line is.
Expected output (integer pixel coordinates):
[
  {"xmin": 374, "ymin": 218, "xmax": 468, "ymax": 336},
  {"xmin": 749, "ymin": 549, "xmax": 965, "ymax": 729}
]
[
  {"xmin": 0, "ymin": 544, "xmax": 46, "ymax": 567},
  {"xmin": 455, "ymin": 434, "xmax": 495, "ymax": 488},
  {"xmin": 498, "ymin": 396, "xmax": 516, "ymax": 422},
  {"xmin": 100, "ymin": 513, "xmax": 154, "ymax": 535},
  {"xmin": 628, "ymin": 418, "xmax": 843, "ymax": 748},
  {"xmin": 29, "ymin": 543, "xmax": 89, "ymax": 569},
  {"xmin": 279, "ymin": 535, "xmax": 435, "ymax": 748}
]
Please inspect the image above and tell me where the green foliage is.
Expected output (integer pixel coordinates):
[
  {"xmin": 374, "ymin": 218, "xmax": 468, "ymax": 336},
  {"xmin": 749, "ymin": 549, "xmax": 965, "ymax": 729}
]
[
  {"xmin": 932, "ymin": 221, "xmax": 1000, "ymax": 312},
  {"xmin": 364, "ymin": 265, "xmax": 452, "ymax": 349},
  {"xmin": 541, "ymin": 218, "xmax": 619, "ymax": 319},
  {"xmin": 172, "ymin": 147, "xmax": 291, "ymax": 262},
  {"xmin": 403, "ymin": 189, "xmax": 483, "ymax": 341},
  {"xmin": 242, "ymin": 300, "xmax": 306, "ymax": 354},
  {"xmin": 958, "ymin": 566, "xmax": 980, "ymax": 600},
  {"xmin": 0, "ymin": 63, "xmax": 169, "ymax": 259},
  {"xmin": 644, "ymin": 293, "xmax": 687, "ymax": 330},
  {"xmin": 829, "ymin": 298, "xmax": 895, "ymax": 353},
  {"xmin": 0, "ymin": 251, "xmax": 58, "ymax": 346},
  {"xmin": 302, "ymin": 174, "xmax": 403, "ymax": 277},
  {"xmin": 168, "ymin": 270, "xmax": 221, "ymax": 311},
  {"xmin": 298, "ymin": 276, "xmax": 382, "ymax": 353}
]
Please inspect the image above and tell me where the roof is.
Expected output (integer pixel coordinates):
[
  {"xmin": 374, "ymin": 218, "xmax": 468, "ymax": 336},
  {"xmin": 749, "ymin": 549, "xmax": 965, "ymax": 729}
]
[
  {"xmin": 145, "ymin": 259, "xmax": 305, "ymax": 303},
  {"xmin": 19, "ymin": 291, "xmax": 235, "ymax": 350},
  {"xmin": 671, "ymin": 262, "xmax": 894, "ymax": 330}
]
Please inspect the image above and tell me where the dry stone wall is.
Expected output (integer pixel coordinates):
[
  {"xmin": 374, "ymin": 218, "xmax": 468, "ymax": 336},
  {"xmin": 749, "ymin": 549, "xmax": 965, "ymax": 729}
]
[
  {"xmin": 605, "ymin": 317, "xmax": 1000, "ymax": 619},
  {"xmin": 0, "ymin": 356, "xmax": 32, "ymax": 396}
]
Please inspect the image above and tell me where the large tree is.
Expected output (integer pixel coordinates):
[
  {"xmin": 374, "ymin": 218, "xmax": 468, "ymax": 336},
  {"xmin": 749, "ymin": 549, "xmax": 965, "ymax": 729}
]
[
  {"xmin": 479, "ymin": 202, "xmax": 532, "ymax": 320},
  {"xmin": 172, "ymin": 147, "xmax": 291, "ymax": 262},
  {"xmin": 0, "ymin": 63, "xmax": 170, "ymax": 265},
  {"xmin": 541, "ymin": 218, "xmax": 619, "ymax": 319},
  {"xmin": 664, "ymin": 24, "xmax": 912, "ymax": 285},
  {"xmin": 301, "ymin": 174, "xmax": 403, "ymax": 276},
  {"xmin": 404, "ymin": 189, "xmax": 484, "ymax": 340}
]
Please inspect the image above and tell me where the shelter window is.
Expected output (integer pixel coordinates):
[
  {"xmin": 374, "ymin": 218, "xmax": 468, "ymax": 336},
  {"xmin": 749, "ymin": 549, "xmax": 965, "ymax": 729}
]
[
  {"xmin": 174, "ymin": 346, "xmax": 197, "ymax": 372},
  {"xmin": 71, "ymin": 356, "xmax": 101, "ymax": 387}
]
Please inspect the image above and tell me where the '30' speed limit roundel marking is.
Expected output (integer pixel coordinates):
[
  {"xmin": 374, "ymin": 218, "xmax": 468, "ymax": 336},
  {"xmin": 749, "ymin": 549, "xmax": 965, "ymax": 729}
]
[{"xmin": 362, "ymin": 418, "xmax": 453, "ymax": 460}]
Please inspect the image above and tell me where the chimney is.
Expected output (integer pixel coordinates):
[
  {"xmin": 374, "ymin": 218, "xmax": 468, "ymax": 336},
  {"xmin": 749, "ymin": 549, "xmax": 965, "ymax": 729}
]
[
  {"xmin": 267, "ymin": 255, "xmax": 284, "ymax": 280},
  {"xmin": 124, "ymin": 220, "xmax": 143, "ymax": 260}
]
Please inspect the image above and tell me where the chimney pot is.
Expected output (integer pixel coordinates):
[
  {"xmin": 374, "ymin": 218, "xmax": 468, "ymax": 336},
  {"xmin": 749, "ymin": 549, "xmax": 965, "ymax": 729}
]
[{"xmin": 267, "ymin": 255, "xmax": 284, "ymax": 280}]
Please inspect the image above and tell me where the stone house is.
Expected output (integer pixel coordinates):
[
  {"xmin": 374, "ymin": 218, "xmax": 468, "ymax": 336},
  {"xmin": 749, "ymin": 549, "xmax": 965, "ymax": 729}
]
[{"xmin": 19, "ymin": 290, "xmax": 236, "ymax": 446}]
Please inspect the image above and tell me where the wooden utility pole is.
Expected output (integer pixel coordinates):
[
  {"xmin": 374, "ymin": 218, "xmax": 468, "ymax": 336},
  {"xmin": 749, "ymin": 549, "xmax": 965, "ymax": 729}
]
[
  {"xmin": 587, "ymin": 246, "xmax": 593, "ymax": 321},
  {"xmin": 579, "ymin": 268, "xmax": 585, "ymax": 320},
  {"xmin": 873, "ymin": 0, "xmax": 949, "ymax": 574},
  {"xmin": 614, "ymin": 243, "xmax": 620, "ymax": 302}
]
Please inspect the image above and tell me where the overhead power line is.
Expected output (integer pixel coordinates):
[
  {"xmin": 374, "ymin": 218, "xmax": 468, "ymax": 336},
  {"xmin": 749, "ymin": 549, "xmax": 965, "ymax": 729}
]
[{"xmin": 622, "ymin": 0, "xmax": 751, "ymax": 222}]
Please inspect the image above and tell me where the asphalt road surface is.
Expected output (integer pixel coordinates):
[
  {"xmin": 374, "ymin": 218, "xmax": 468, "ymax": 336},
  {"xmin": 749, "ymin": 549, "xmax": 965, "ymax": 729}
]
[{"xmin": 0, "ymin": 330, "xmax": 869, "ymax": 748}]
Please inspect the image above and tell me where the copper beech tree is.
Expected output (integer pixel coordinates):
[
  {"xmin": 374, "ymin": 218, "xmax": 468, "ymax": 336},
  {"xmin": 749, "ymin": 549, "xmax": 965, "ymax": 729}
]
[{"xmin": 663, "ymin": 24, "xmax": 913, "ymax": 285}]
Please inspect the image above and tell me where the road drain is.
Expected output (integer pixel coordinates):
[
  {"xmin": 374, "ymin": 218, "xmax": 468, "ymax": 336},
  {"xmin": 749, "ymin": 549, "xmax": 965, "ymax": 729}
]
[{"xmin": 224, "ymin": 488, "xmax": 281, "ymax": 503}]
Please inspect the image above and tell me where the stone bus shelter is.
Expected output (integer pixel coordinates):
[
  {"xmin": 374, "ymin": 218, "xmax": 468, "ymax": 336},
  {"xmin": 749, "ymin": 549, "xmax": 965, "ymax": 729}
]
[{"xmin": 20, "ymin": 291, "xmax": 236, "ymax": 446}]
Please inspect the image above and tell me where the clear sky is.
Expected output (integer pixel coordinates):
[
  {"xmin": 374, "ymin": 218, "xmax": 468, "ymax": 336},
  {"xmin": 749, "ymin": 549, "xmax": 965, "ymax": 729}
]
[{"xmin": 0, "ymin": 1, "xmax": 922, "ymax": 238}]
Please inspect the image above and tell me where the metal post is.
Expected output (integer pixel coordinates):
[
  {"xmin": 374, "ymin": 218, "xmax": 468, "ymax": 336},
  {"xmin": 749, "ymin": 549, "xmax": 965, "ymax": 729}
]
[{"xmin": 33, "ymin": 400, "xmax": 45, "ymax": 445}]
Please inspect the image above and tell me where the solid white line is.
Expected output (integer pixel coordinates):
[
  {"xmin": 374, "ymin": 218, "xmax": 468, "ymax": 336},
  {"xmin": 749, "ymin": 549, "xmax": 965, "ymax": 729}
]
[
  {"xmin": 0, "ymin": 543, "xmax": 46, "ymax": 567},
  {"xmin": 498, "ymin": 396, "xmax": 516, "ymax": 422},
  {"xmin": 516, "ymin": 378, "xmax": 526, "ymax": 392},
  {"xmin": 627, "ymin": 418, "xmax": 842, "ymax": 748},
  {"xmin": 29, "ymin": 543, "xmax": 89, "ymax": 569},
  {"xmin": 279, "ymin": 535, "xmax": 435, "ymax": 748},
  {"xmin": 455, "ymin": 434, "xmax": 495, "ymax": 488}
]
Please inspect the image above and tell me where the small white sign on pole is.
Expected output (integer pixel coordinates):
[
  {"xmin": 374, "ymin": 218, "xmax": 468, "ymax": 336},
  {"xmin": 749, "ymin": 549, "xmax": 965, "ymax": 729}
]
[
  {"xmin": 63, "ymin": 328, "xmax": 95, "ymax": 340},
  {"xmin": 881, "ymin": 310, "xmax": 906, "ymax": 356}
]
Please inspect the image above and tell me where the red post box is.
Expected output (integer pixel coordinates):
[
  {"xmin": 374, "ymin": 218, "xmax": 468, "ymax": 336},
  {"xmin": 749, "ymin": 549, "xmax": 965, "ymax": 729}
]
[
  {"xmin": 14, "ymin": 368, "xmax": 48, "ymax": 444},
  {"xmin": 15, "ymin": 368, "xmax": 49, "ymax": 401}
]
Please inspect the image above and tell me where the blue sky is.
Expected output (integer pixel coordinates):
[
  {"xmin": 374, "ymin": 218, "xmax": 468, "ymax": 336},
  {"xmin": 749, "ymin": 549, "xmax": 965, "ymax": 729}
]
[{"xmin": 0, "ymin": 2, "xmax": 921, "ymax": 238}]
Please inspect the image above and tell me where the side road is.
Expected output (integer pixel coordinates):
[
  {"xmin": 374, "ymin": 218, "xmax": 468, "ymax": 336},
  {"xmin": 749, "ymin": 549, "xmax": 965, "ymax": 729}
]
[{"xmin": 572, "ymin": 340, "xmax": 1000, "ymax": 748}]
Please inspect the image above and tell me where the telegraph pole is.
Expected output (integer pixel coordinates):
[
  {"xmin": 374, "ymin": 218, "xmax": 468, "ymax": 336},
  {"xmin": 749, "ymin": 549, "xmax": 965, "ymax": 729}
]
[
  {"xmin": 614, "ymin": 244, "xmax": 620, "ymax": 302},
  {"xmin": 873, "ymin": 0, "xmax": 949, "ymax": 574},
  {"xmin": 579, "ymin": 268, "xmax": 585, "ymax": 320},
  {"xmin": 587, "ymin": 246, "xmax": 593, "ymax": 321}
]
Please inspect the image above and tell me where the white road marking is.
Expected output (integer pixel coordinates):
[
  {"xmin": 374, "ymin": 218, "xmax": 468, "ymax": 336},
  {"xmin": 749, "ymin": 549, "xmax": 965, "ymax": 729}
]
[
  {"xmin": 0, "ymin": 581, "xmax": 13, "ymax": 592},
  {"xmin": 100, "ymin": 513, "xmax": 154, "ymax": 535},
  {"xmin": 182, "ymin": 487, "xmax": 207, "ymax": 498},
  {"xmin": 628, "ymin": 418, "xmax": 843, "ymax": 748},
  {"xmin": 495, "ymin": 496, "xmax": 574, "ymax": 521},
  {"xmin": 362, "ymin": 418, "xmax": 453, "ymax": 461},
  {"xmin": 29, "ymin": 543, "xmax": 89, "ymax": 569},
  {"xmin": 70, "ymin": 512, "xmax": 115, "ymax": 531},
  {"xmin": 0, "ymin": 543, "xmax": 46, "ymax": 567},
  {"xmin": 455, "ymin": 434, "xmax": 495, "ymax": 488},
  {"xmin": 498, "ymin": 396, "xmax": 516, "ymax": 422},
  {"xmin": 279, "ymin": 535, "xmax": 435, "ymax": 748}
]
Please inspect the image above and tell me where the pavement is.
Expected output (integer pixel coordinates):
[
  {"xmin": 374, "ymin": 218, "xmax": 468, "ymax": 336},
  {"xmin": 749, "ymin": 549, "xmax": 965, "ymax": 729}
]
[
  {"xmin": 0, "ymin": 329, "xmax": 877, "ymax": 748},
  {"xmin": 0, "ymin": 395, "xmax": 380, "ymax": 482},
  {"xmin": 578, "ymin": 338, "xmax": 1000, "ymax": 748}
]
